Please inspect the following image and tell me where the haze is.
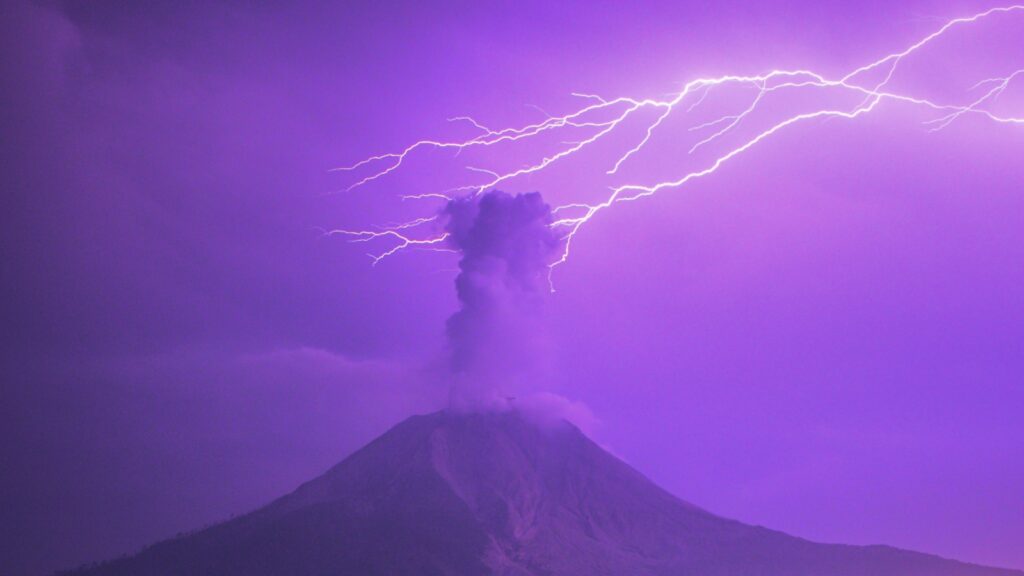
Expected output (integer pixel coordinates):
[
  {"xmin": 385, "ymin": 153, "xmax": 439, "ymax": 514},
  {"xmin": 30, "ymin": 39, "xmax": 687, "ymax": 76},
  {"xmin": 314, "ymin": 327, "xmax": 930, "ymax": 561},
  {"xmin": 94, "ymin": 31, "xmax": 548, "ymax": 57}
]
[{"xmin": 1, "ymin": 1, "xmax": 1022, "ymax": 575}]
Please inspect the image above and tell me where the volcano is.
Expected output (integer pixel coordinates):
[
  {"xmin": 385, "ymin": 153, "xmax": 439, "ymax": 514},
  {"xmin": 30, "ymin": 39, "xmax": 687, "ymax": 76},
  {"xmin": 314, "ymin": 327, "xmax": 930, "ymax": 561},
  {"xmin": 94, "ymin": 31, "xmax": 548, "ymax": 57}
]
[{"xmin": 66, "ymin": 410, "xmax": 1020, "ymax": 576}]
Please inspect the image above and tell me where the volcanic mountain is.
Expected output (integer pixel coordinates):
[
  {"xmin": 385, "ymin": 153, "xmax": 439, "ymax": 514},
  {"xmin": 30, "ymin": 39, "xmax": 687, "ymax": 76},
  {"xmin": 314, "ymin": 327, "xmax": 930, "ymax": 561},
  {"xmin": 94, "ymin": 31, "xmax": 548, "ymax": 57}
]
[{"xmin": 67, "ymin": 410, "xmax": 1020, "ymax": 576}]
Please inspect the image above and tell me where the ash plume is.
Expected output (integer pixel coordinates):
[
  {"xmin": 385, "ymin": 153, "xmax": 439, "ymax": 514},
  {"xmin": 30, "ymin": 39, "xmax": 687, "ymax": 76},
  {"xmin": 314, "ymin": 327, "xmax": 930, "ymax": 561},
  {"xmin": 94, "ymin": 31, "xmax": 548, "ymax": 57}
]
[{"xmin": 442, "ymin": 190, "xmax": 560, "ymax": 410}]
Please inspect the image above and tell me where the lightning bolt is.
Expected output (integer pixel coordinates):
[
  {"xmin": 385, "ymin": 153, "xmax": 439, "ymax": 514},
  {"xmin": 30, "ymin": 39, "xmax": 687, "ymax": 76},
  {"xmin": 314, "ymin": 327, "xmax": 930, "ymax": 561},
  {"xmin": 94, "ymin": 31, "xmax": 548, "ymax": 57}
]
[{"xmin": 326, "ymin": 5, "xmax": 1024, "ymax": 286}]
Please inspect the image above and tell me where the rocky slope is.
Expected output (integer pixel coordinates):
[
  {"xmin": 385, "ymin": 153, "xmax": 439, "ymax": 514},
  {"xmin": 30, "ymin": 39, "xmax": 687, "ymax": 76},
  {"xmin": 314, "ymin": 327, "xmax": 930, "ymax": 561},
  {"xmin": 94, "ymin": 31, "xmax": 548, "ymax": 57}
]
[{"xmin": 66, "ymin": 410, "xmax": 1022, "ymax": 576}]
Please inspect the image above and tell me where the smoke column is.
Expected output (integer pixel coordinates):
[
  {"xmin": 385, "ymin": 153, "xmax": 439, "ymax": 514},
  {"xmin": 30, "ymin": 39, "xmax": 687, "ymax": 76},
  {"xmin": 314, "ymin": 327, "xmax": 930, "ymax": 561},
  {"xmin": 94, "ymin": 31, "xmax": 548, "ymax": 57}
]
[{"xmin": 442, "ymin": 190, "xmax": 560, "ymax": 410}]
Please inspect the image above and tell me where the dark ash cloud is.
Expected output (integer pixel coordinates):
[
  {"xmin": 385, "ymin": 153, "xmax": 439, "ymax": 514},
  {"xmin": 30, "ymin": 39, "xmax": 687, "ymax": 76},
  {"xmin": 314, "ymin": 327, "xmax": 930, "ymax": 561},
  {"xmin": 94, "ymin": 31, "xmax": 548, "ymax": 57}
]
[{"xmin": 442, "ymin": 191, "xmax": 560, "ymax": 409}]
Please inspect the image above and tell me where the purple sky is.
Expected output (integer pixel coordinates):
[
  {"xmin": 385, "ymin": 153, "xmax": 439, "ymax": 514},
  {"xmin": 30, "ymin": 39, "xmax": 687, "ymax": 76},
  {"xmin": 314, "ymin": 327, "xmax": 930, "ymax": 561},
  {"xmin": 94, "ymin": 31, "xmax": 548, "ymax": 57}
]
[{"xmin": 2, "ymin": 1, "xmax": 1022, "ymax": 575}]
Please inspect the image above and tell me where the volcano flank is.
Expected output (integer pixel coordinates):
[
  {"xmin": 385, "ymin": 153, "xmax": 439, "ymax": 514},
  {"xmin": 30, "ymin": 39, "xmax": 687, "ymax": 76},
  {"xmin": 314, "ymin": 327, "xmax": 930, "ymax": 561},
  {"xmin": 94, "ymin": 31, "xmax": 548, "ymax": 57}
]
[{"xmin": 67, "ymin": 411, "xmax": 1021, "ymax": 576}]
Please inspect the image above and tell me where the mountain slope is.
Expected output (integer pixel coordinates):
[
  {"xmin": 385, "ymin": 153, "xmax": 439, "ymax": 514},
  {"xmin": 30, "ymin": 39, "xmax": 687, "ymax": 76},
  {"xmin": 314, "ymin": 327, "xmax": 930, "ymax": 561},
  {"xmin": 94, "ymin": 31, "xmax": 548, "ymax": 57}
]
[{"xmin": 66, "ymin": 410, "xmax": 1021, "ymax": 576}]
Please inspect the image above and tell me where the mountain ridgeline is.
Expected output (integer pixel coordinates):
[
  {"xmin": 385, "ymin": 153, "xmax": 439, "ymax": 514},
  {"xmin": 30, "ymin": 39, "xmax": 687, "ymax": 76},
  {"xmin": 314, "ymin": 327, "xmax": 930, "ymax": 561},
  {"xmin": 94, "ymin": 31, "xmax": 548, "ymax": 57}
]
[{"xmin": 66, "ymin": 410, "xmax": 1021, "ymax": 576}]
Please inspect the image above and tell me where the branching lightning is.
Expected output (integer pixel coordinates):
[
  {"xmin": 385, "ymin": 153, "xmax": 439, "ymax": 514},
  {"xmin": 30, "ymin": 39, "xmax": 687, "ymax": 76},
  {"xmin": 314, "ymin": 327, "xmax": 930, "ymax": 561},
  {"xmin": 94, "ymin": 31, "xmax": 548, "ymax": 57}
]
[{"xmin": 326, "ymin": 6, "xmax": 1024, "ymax": 286}]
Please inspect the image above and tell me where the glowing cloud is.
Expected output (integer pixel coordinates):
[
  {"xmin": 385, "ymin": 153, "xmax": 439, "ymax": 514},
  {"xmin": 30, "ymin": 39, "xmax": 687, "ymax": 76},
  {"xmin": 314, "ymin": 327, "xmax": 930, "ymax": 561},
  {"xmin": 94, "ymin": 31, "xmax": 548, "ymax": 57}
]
[{"xmin": 327, "ymin": 5, "xmax": 1024, "ymax": 286}]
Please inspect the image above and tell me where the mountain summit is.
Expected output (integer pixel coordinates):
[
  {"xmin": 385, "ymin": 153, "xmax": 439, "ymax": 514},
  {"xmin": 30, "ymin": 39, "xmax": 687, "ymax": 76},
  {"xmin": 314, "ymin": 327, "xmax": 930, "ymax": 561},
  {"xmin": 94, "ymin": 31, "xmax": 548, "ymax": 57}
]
[{"xmin": 68, "ymin": 410, "xmax": 1020, "ymax": 576}]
